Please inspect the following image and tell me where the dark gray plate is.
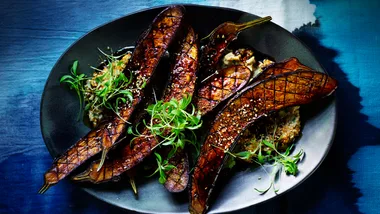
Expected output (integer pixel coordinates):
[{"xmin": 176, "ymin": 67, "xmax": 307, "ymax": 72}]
[{"xmin": 40, "ymin": 5, "xmax": 337, "ymax": 214}]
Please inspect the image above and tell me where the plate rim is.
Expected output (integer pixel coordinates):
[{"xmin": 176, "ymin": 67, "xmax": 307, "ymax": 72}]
[{"xmin": 40, "ymin": 4, "xmax": 337, "ymax": 213}]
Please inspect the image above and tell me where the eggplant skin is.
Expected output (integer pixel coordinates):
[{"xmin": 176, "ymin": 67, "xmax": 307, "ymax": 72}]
[{"xmin": 189, "ymin": 70, "xmax": 337, "ymax": 214}]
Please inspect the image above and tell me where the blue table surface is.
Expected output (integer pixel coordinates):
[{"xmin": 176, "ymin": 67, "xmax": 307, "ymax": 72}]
[{"xmin": 1, "ymin": 0, "xmax": 380, "ymax": 213}]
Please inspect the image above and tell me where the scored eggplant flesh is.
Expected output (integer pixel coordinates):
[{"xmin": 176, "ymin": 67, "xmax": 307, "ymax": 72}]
[
  {"xmin": 256, "ymin": 57, "xmax": 313, "ymax": 81},
  {"xmin": 189, "ymin": 70, "xmax": 338, "ymax": 214},
  {"xmin": 194, "ymin": 65, "xmax": 252, "ymax": 115},
  {"xmin": 235, "ymin": 57, "xmax": 314, "ymax": 156},
  {"xmin": 163, "ymin": 147, "xmax": 190, "ymax": 192}
]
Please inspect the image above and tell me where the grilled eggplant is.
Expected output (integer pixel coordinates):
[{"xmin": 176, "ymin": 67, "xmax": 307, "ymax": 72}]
[
  {"xmin": 256, "ymin": 57, "xmax": 312, "ymax": 81},
  {"xmin": 194, "ymin": 65, "xmax": 252, "ymax": 115},
  {"xmin": 39, "ymin": 6, "xmax": 185, "ymax": 194},
  {"xmin": 236, "ymin": 58, "xmax": 314, "ymax": 163},
  {"xmin": 199, "ymin": 17, "xmax": 271, "ymax": 80},
  {"xmin": 70, "ymin": 16, "xmax": 271, "ymax": 192},
  {"xmin": 165, "ymin": 65, "xmax": 254, "ymax": 192},
  {"xmin": 189, "ymin": 70, "xmax": 338, "ymax": 214},
  {"xmin": 72, "ymin": 26, "xmax": 199, "ymax": 186},
  {"xmin": 167, "ymin": 42, "xmax": 278, "ymax": 192},
  {"xmin": 163, "ymin": 147, "xmax": 190, "ymax": 192}
]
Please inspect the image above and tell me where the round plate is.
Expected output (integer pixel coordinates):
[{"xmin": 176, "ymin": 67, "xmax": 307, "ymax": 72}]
[{"xmin": 40, "ymin": 5, "xmax": 336, "ymax": 214}]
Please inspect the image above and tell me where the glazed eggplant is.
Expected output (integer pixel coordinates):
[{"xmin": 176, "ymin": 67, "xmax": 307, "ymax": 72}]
[
  {"xmin": 72, "ymin": 26, "xmax": 199, "ymax": 186},
  {"xmin": 195, "ymin": 57, "xmax": 311, "ymax": 116},
  {"xmin": 165, "ymin": 65, "xmax": 256, "ymax": 192},
  {"xmin": 164, "ymin": 57, "xmax": 305, "ymax": 194},
  {"xmin": 166, "ymin": 43, "xmax": 275, "ymax": 192},
  {"xmin": 199, "ymin": 16, "xmax": 271, "ymax": 80},
  {"xmin": 189, "ymin": 70, "xmax": 338, "ymax": 214},
  {"xmin": 256, "ymin": 57, "xmax": 313, "ymax": 81},
  {"xmin": 235, "ymin": 57, "xmax": 315, "ymax": 164},
  {"xmin": 194, "ymin": 65, "xmax": 252, "ymax": 115},
  {"xmin": 163, "ymin": 148, "xmax": 190, "ymax": 192},
  {"xmin": 38, "ymin": 6, "xmax": 185, "ymax": 194}
]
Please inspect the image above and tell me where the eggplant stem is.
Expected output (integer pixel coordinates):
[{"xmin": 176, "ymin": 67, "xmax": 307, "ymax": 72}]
[
  {"xmin": 38, "ymin": 181, "xmax": 52, "ymax": 194},
  {"xmin": 129, "ymin": 177, "xmax": 138, "ymax": 195},
  {"xmin": 97, "ymin": 148, "xmax": 109, "ymax": 171},
  {"xmin": 236, "ymin": 16, "xmax": 272, "ymax": 31},
  {"xmin": 71, "ymin": 171, "xmax": 91, "ymax": 181},
  {"xmin": 202, "ymin": 16, "xmax": 272, "ymax": 41}
]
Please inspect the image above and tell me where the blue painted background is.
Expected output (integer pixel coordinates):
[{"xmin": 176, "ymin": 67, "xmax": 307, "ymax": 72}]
[{"xmin": 0, "ymin": 0, "xmax": 379, "ymax": 213}]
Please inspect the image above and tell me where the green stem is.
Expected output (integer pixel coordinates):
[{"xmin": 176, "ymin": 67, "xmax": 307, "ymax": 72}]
[{"xmin": 236, "ymin": 16, "xmax": 272, "ymax": 32}]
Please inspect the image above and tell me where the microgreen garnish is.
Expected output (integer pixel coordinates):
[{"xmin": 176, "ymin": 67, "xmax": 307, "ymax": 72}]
[
  {"xmin": 60, "ymin": 60, "xmax": 86, "ymax": 120},
  {"xmin": 87, "ymin": 49, "xmax": 135, "ymax": 119},
  {"xmin": 147, "ymin": 152, "xmax": 176, "ymax": 184},
  {"xmin": 135, "ymin": 95, "xmax": 202, "ymax": 184},
  {"xmin": 270, "ymin": 143, "xmax": 304, "ymax": 175},
  {"xmin": 59, "ymin": 48, "xmax": 138, "ymax": 124},
  {"xmin": 146, "ymin": 96, "xmax": 202, "ymax": 151},
  {"xmin": 213, "ymin": 138, "xmax": 304, "ymax": 194}
]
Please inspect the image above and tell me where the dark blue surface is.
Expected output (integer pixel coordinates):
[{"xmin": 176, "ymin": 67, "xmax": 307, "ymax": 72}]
[{"xmin": 1, "ymin": 0, "xmax": 379, "ymax": 213}]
